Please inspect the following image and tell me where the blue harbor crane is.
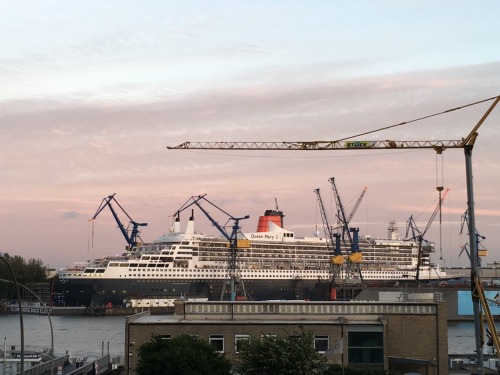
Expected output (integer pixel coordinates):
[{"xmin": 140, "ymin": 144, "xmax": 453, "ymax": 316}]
[
  {"xmin": 174, "ymin": 194, "xmax": 250, "ymax": 301},
  {"xmin": 91, "ymin": 193, "xmax": 147, "ymax": 250},
  {"xmin": 314, "ymin": 187, "xmax": 344, "ymax": 300},
  {"xmin": 329, "ymin": 177, "xmax": 363, "ymax": 280}
]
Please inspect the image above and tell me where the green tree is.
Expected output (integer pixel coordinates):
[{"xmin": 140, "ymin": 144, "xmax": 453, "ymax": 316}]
[
  {"xmin": 0, "ymin": 253, "xmax": 49, "ymax": 300},
  {"xmin": 237, "ymin": 328, "xmax": 327, "ymax": 375},
  {"xmin": 0, "ymin": 253, "xmax": 48, "ymax": 284},
  {"xmin": 135, "ymin": 335, "xmax": 232, "ymax": 375}
]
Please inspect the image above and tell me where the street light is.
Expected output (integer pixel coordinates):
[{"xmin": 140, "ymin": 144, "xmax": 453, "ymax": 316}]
[
  {"xmin": 0, "ymin": 252, "xmax": 24, "ymax": 374},
  {"xmin": 0, "ymin": 278, "xmax": 54, "ymax": 373}
]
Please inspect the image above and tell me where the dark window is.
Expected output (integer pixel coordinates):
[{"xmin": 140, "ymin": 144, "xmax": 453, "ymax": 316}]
[
  {"xmin": 314, "ymin": 336, "xmax": 329, "ymax": 352},
  {"xmin": 209, "ymin": 334, "xmax": 224, "ymax": 352},
  {"xmin": 348, "ymin": 331, "xmax": 383, "ymax": 364}
]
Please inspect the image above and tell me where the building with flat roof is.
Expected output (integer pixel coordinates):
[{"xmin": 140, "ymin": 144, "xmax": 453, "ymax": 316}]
[{"xmin": 125, "ymin": 300, "xmax": 448, "ymax": 375}]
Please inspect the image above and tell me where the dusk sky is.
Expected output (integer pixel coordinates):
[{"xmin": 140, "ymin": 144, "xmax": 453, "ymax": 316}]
[{"xmin": 1, "ymin": 1, "xmax": 500, "ymax": 270}]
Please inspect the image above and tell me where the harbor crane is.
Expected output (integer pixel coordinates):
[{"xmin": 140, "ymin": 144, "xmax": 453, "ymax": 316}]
[
  {"xmin": 460, "ymin": 209, "xmax": 488, "ymax": 261},
  {"xmin": 404, "ymin": 188, "xmax": 449, "ymax": 281},
  {"xmin": 168, "ymin": 95, "xmax": 500, "ymax": 373},
  {"xmin": 90, "ymin": 193, "xmax": 147, "ymax": 250},
  {"xmin": 314, "ymin": 188, "xmax": 343, "ymax": 273},
  {"xmin": 174, "ymin": 194, "xmax": 250, "ymax": 301},
  {"xmin": 328, "ymin": 177, "xmax": 363, "ymax": 280}
]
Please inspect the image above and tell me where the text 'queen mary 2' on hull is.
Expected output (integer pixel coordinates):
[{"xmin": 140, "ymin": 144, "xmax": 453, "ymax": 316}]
[{"xmin": 57, "ymin": 208, "xmax": 447, "ymax": 307}]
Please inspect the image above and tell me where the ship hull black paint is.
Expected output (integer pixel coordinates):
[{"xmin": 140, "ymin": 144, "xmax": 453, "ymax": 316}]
[{"xmin": 59, "ymin": 278, "xmax": 350, "ymax": 306}]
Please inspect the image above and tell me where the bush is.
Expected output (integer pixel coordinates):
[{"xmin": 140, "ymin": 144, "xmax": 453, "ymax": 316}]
[
  {"xmin": 237, "ymin": 328, "xmax": 327, "ymax": 375},
  {"xmin": 136, "ymin": 334, "xmax": 232, "ymax": 375}
]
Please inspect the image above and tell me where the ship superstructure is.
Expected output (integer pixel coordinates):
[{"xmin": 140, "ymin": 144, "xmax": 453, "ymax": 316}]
[{"xmin": 58, "ymin": 209, "xmax": 446, "ymax": 306}]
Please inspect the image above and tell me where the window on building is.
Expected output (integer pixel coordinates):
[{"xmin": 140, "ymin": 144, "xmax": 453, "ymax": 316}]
[
  {"xmin": 235, "ymin": 335, "xmax": 250, "ymax": 353},
  {"xmin": 209, "ymin": 334, "xmax": 224, "ymax": 352},
  {"xmin": 314, "ymin": 335, "xmax": 329, "ymax": 352},
  {"xmin": 348, "ymin": 326, "xmax": 383, "ymax": 364}
]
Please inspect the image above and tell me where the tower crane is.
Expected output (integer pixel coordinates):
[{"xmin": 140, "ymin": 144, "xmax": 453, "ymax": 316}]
[
  {"xmin": 404, "ymin": 188, "xmax": 449, "ymax": 281},
  {"xmin": 174, "ymin": 194, "xmax": 250, "ymax": 301},
  {"xmin": 91, "ymin": 193, "xmax": 147, "ymax": 250},
  {"xmin": 168, "ymin": 95, "xmax": 500, "ymax": 372}
]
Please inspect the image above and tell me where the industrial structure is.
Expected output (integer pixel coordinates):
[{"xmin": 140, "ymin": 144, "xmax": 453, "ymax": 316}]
[
  {"xmin": 168, "ymin": 95, "xmax": 500, "ymax": 373},
  {"xmin": 125, "ymin": 299, "xmax": 448, "ymax": 375}
]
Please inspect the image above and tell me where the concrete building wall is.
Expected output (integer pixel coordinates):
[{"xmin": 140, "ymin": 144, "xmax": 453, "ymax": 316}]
[{"xmin": 125, "ymin": 301, "xmax": 448, "ymax": 375}]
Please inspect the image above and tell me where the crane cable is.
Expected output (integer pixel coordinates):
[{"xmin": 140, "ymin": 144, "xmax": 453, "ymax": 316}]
[
  {"xmin": 436, "ymin": 151, "xmax": 444, "ymax": 261},
  {"xmin": 335, "ymin": 95, "xmax": 500, "ymax": 143}
]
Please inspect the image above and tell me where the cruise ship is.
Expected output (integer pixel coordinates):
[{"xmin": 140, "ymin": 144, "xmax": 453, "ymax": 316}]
[{"xmin": 57, "ymin": 205, "xmax": 447, "ymax": 307}]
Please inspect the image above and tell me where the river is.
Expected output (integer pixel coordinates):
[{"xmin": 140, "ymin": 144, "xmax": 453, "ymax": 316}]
[
  {"xmin": 0, "ymin": 314, "xmax": 492, "ymax": 360},
  {"xmin": 0, "ymin": 314, "xmax": 125, "ymax": 361}
]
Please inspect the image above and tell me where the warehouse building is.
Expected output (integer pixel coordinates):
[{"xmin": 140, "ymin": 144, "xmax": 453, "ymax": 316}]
[{"xmin": 125, "ymin": 300, "xmax": 447, "ymax": 374}]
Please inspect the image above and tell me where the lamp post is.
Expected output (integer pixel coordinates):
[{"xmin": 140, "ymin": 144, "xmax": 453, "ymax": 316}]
[
  {"xmin": 0, "ymin": 278, "xmax": 54, "ymax": 373},
  {"xmin": 0, "ymin": 252, "xmax": 24, "ymax": 374}
]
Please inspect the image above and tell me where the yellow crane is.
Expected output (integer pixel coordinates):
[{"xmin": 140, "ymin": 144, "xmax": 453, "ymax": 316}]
[
  {"xmin": 168, "ymin": 95, "xmax": 500, "ymax": 371},
  {"xmin": 168, "ymin": 96, "xmax": 498, "ymax": 153}
]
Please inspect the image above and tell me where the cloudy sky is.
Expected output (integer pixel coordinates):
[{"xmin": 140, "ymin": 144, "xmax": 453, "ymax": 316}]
[{"xmin": 1, "ymin": 1, "xmax": 500, "ymax": 270}]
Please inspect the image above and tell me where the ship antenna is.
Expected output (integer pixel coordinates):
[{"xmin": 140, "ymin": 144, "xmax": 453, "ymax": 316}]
[{"xmin": 275, "ymin": 197, "xmax": 279, "ymax": 211}]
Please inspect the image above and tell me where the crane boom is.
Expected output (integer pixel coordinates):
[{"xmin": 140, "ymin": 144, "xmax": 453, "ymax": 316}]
[
  {"xmin": 91, "ymin": 194, "xmax": 147, "ymax": 250},
  {"xmin": 314, "ymin": 188, "xmax": 342, "ymax": 263},
  {"xmin": 329, "ymin": 177, "xmax": 353, "ymax": 246},
  {"xmin": 167, "ymin": 96, "xmax": 500, "ymax": 152},
  {"xmin": 168, "ymin": 139, "xmax": 464, "ymax": 151},
  {"xmin": 347, "ymin": 186, "xmax": 367, "ymax": 224},
  {"xmin": 405, "ymin": 188, "xmax": 449, "ymax": 241},
  {"xmin": 423, "ymin": 188, "xmax": 450, "ymax": 235}
]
